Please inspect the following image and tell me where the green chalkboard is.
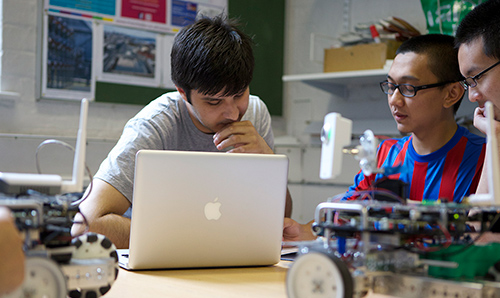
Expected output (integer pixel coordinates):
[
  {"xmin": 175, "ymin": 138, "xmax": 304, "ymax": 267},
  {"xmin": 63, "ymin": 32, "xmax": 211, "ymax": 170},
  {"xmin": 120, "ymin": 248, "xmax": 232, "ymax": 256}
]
[
  {"xmin": 95, "ymin": 1, "xmax": 285, "ymax": 116},
  {"xmin": 228, "ymin": 0, "xmax": 285, "ymax": 116},
  {"xmin": 95, "ymin": 82, "xmax": 173, "ymax": 106}
]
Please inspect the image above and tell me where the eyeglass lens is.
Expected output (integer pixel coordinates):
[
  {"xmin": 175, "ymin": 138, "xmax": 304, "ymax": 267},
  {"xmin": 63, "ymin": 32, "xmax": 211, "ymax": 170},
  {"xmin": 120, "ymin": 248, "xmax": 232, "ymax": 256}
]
[
  {"xmin": 464, "ymin": 77, "xmax": 477, "ymax": 88},
  {"xmin": 382, "ymin": 82, "xmax": 415, "ymax": 97},
  {"xmin": 463, "ymin": 61, "xmax": 500, "ymax": 88}
]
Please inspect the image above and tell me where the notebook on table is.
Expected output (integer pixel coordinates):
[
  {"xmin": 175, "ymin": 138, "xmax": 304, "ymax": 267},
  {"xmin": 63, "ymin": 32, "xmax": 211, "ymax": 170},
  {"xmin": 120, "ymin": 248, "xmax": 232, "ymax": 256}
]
[{"xmin": 117, "ymin": 150, "xmax": 289, "ymax": 270}]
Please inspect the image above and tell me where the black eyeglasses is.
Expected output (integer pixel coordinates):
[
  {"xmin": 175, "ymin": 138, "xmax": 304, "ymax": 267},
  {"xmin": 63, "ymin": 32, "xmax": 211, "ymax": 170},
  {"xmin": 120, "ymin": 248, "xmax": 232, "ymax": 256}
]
[
  {"xmin": 460, "ymin": 61, "xmax": 500, "ymax": 90},
  {"xmin": 379, "ymin": 80, "xmax": 455, "ymax": 97}
]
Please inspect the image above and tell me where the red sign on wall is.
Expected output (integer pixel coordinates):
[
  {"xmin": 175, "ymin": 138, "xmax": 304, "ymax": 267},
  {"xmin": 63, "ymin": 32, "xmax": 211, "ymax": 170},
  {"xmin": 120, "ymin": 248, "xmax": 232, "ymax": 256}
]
[{"xmin": 121, "ymin": 0, "xmax": 167, "ymax": 24}]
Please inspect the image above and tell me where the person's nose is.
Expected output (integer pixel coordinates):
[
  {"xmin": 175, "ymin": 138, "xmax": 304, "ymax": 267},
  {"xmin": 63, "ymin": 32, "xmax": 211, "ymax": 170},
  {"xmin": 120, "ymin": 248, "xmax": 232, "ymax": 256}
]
[
  {"xmin": 467, "ymin": 87, "xmax": 482, "ymax": 103},
  {"xmin": 223, "ymin": 99, "xmax": 239, "ymax": 121},
  {"xmin": 388, "ymin": 89, "xmax": 405, "ymax": 108}
]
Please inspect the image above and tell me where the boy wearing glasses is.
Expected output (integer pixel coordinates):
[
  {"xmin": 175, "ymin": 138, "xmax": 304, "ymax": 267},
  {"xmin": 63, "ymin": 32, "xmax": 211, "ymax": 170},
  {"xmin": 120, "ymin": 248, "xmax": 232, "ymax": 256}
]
[
  {"xmin": 283, "ymin": 34, "xmax": 486, "ymax": 242},
  {"xmin": 456, "ymin": 0, "xmax": 500, "ymax": 196},
  {"xmin": 349, "ymin": 34, "xmax": 485, "ymax": 203}
]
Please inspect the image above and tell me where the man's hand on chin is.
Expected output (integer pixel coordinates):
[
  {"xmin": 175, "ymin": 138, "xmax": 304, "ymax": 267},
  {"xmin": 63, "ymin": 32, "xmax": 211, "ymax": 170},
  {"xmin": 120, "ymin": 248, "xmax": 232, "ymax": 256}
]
[
  {"xmin": 213, "ymin": 121, "xmax": 273, "ymax": 154},
  {"xmin": 473, "ymin": 106, "xmax": 488, "ymax": 134}
]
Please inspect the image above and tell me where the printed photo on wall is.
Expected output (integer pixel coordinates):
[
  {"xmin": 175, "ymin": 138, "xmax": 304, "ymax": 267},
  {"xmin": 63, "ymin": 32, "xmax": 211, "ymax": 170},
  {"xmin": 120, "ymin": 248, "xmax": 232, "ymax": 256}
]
[
  {"xmin": 97, "ymin": 24, "xmax": 161, "ymax": 87},
  {"xmin": 42, "ymin": 14, "xmax": 95, "ymax": 100}
]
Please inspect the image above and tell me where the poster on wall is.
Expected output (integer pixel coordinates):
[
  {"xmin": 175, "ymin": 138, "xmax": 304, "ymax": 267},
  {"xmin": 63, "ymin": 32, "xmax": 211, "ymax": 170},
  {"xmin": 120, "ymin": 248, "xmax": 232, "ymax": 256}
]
[
  {"xmin": 41, "ymin": 0, "xmax": 227, "ymax": 101},
  {"xmin": 48, "ymin": 0, "xmax": 116, "ymax": 16},
  {"xmin": 46, "ymin": 0, "xmax": 227, "ymax": 33},
  {"xmin": 171, "ymin": 0, "xmax": 226, "ymax": 27},
  {"xmin": 96, "ymin": 24, "xmax": 162, "ymax": 87},
  {"xmin": 115, "ymin": 0, "xmax": 171, "ymax": 33},
  {"xmin": 41, "ymin": 14, "xmax": 95, "ymax": 101},
  {"xmin": 420, "ymin": 0, "xmax": 483, "ymax": 35},
  {"xmin": 121, "ymin": 0, "xmax": 167, "ymax": 23}
]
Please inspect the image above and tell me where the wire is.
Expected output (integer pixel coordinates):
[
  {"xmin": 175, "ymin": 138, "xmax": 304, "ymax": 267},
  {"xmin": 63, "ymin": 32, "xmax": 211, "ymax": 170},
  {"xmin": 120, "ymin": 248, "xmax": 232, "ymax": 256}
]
[
  {"xmin": 34, "ymin": 138, "xmax": 95, "ymax": 236},
  {"xmin": 35, "ymin": 139, "xmax": 74, "ymax": 174},
  {"xmin": 429, "ymin": 212, "xmax": 500, "ymax": 257},
  {"xmin": 413, "ymin": 223, "xmax": 452, "ymax": 253},
  {"xmin": 333, "ymin": 189, "xmax": 405, "ymax": 204},
  {"xmin": 70, "ymin": 167, "xmax": 93, "ymax": 206},
  {"xmin": 34, "ymin": 138, "xmax": 94, "ymax": 202},
  {"xmin": 71, "ymin": 210, "xmax": 90, "ymax": 236}
]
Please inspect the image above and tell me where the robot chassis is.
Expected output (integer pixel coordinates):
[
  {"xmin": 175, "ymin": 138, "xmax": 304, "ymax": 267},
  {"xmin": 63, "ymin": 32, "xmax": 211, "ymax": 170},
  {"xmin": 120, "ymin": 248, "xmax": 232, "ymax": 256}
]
[
  {"xmin": 1, "ymin": 191, "xmax": 119, "ymax": 298},
  {"xmin": 286, "ymin": 129, "xmax": 500, "ymax": 298}
]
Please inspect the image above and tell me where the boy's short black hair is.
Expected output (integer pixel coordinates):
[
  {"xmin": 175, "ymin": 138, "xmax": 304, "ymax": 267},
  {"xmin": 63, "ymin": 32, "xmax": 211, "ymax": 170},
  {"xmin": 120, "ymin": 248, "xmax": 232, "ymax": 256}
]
[
  {"xmin": 171, "ymin": 15, "xmax": 254, "ymax": 102},
  {"xmin": 455, "ymin": 0, "xmax": 500, "ymax": 60},
  {"xmin": 397, "ymin": 34, "xmax": 464, "ymax": 113}
]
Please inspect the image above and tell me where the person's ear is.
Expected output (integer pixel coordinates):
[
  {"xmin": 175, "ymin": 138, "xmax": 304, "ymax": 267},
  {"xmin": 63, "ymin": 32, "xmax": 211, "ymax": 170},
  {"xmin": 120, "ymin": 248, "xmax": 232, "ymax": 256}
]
[
  {"xmin": 176, "ymin": 87, "xmax": 189, "ymax": 103},
  {"xmin": 443, "ymin": 82, "xmax": 464, "ymax": 109}
]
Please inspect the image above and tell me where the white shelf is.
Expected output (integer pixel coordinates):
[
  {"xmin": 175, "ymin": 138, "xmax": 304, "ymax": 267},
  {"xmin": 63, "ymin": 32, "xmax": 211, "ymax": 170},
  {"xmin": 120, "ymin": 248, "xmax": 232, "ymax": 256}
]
[
  {"xmin": 282, "ymin": 60, "xmax": 392, "ymax": 92},
  {"xmin": 282, "ymin": 60, "xmax": 400, "ymax": 136}
]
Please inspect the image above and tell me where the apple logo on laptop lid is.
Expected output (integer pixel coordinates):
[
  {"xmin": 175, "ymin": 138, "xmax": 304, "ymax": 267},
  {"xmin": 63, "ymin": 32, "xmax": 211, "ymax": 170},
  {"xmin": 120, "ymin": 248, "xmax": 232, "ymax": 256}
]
[{"xmin": 204, "ymin": 198, "xmax": 222, "ymax": 220}]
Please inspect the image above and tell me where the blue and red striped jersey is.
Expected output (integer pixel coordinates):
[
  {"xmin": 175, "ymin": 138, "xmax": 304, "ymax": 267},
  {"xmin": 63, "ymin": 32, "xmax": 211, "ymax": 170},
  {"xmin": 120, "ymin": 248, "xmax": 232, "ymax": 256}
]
[{"xmin": 347, "ymin": 126, "xmax": 486, "ymax": 202}]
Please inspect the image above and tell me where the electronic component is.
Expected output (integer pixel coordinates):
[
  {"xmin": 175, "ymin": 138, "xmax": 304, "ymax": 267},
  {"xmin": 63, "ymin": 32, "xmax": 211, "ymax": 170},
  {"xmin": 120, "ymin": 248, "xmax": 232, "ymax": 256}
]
[
  {"xmin": 287, "ymin": 192, "xmax": 500, "ymax": 298},
  {"xmin": 286, "ymin": 104, "xmax": 500, "ymax": 297},
  {"xmin": 0, "ymin": 98, "xmax": 119, "ymax": 297},
  {"xmin": 320, "ymin": 112, "xmax": 352, "ymax": 180},
  {"xmin": 1, "ymin": 193, "xmax": 119, "ymax": 298}
]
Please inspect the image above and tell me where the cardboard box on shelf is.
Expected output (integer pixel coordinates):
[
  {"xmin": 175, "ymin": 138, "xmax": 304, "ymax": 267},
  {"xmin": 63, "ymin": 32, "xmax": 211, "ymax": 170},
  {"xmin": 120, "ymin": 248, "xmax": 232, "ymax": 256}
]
[
  {"xmin": 324, "ymin": 40, "xmax": 402, "ymax": 73},
  {"xmin": 385, "ymin": 39, "xmax": 402, "ymax": 59}
]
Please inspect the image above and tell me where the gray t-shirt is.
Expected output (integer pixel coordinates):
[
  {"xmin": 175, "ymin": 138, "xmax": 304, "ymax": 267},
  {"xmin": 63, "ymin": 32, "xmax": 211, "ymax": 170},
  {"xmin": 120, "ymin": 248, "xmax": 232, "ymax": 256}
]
[{"xmin": 94, "ymin": 91, "xmax": 274, "ymax": 204}]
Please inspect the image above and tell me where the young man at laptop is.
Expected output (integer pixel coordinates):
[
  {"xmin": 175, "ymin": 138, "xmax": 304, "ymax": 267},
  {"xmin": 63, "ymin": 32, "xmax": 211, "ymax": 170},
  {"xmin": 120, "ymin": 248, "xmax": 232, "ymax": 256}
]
[
  {"xmin": 455, "ymin": 0, "xmax": 500, "ymax": 242},
  {"xmin": 283, "ymin": 34, "xmax": 486, "ymax": 242},
  {"xmin": 71, "ymin": 15, "xmax": 292, "ymax": 249}
]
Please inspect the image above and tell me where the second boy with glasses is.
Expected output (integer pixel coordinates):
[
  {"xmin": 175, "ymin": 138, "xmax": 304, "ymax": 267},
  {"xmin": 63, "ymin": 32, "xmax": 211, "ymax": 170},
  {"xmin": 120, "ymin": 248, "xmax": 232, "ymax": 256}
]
[
  {"xmin": 283, "ymin": 34, "xmax": 486, "ymax": 242},
  {"xmin": 348, "ymin": 34, "xmax": 485, "ymax": 203}
]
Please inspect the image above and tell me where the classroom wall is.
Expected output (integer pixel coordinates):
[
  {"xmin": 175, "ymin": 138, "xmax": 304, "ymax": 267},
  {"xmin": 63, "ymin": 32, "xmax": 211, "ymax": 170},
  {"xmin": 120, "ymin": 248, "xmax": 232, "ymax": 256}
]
[
  {"xmin": 0, "ymin": 0, "xmax": 480, "ymax": 221},
  {"xmin": 0, "ymin": 0, "xmax": 136, "ymax": 177},
  {"xmin": 0, "ymin": 1, "xmax": 143, "ymax": 139},
  {"xmin": 0, "ymin": 0, "xmax": 288, "ymax": 176}
]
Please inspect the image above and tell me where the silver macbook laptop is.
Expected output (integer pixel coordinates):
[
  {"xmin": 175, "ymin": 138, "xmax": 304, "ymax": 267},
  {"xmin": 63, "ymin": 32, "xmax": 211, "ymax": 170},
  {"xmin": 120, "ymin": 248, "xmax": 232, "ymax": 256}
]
[{"xmin": 118, "ymin": 150, "xmax": 289, "ymax": 270}]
